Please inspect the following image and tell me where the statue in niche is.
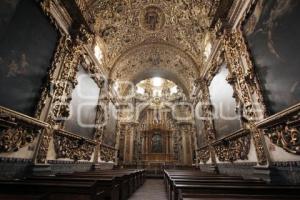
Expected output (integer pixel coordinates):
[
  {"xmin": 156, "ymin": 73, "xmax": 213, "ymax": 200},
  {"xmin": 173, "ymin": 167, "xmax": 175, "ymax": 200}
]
[
  {"xmin": 142, "ymin": 6, "xmax": 164, "ymax": 31},
  {"xmin": 151, "ymin": 133, "xmax": 162, "ymax": 153},
  {"xmin": 145, "ymin": 10, "xmax": 159, "ymax": 30}
]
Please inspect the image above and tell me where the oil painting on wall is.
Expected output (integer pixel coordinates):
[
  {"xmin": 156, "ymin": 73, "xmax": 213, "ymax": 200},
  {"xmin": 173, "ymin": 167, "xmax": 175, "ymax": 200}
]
[
  {"xmin": 243, "ymin": 0, "xmax": 300, "ymax": 114},
  {"xmin": 0, "ymin": 0, "xmax": 58, "ymax": 116}
]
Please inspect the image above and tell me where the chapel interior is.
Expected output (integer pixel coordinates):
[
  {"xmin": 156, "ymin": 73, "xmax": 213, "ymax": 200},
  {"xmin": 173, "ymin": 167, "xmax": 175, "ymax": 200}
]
[{"xmin": 0, "ymin": 0, "xmax": 300, "ymax": 199}]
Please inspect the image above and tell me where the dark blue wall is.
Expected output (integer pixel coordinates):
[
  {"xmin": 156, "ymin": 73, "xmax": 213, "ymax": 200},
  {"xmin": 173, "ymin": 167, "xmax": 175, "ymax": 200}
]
[{"xmin": 0, "ymin": 0, "xmax": 58, "ymax": 116}]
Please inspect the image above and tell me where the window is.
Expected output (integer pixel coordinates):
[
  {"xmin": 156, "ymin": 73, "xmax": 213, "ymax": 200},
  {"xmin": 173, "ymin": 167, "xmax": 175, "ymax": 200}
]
[{"xmin": 94, "ymin": 44, "xmax": 103, "ymax": 64}]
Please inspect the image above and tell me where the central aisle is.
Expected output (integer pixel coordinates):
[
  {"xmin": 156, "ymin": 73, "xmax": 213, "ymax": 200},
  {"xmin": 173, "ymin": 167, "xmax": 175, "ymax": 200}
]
[{"xmin": 129, "ymin": 179, "xmax": 168, "ymax": 200}]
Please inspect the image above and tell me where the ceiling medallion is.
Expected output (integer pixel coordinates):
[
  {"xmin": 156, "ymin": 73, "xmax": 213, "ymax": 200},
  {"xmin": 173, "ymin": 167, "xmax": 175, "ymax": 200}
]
[{"xmin": 140, "ymin": 6, "xmax": 165, "ymax": 32}]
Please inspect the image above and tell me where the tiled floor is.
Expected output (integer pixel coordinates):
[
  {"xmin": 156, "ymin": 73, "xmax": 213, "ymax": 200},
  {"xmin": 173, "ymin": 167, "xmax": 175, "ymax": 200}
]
[{"xmin": 129, "ymin": 179, "xmax": 168, "ymax": 200}]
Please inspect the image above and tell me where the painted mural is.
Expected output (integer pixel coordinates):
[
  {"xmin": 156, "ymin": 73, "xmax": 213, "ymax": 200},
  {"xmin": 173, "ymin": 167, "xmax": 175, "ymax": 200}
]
[
  {"xmin": 209, "ymin": 65, "xmax": 241, "ymax": 138},
  {"xmin": 243, "ymin": 0, "xmax": 300, "ymax": 114},
  {"xmin": 0, "ymin": 0, "xmax": 58, "ymax": 116},
  {"xmin": 64, "ymin": 66, "xmax": 100, "ymax": 139}
]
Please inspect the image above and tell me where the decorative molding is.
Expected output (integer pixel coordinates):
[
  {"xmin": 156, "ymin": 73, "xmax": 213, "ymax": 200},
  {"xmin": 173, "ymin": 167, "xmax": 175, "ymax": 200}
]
[
  {"xmin": 0, "ymin": 106, "xmax": 48, "ymax": 154},
  {"xmin": 109, "ymin": 43, "xmax": 199, "ymax": 94},
  {"xmin": 40, "ymin": 0, "xmax": 72, "ymax": 34},
  {"xmin": 53, "ymin": 129, "xmax": 96, "ymax": 161},
  {"xmin": 47, "ymin": 31, "xmax": 86, "ymax": 125},
  {"xmin": 92, "ymin": 0, "xmax": 220, "ymax": 72},
  {"xmin": 272, "ymin": 161, "xmax": 300, "ymax": 168},
  {"xmin": 47, "ymin": 160, "xmax": 92, "ymax": 164},
  {"xmin": 197, "ymin": 146, "xmax": 210, "ymax": 164},
  {"xmin": 257, "ymin": 103, "xmax": 300, "ymax": 155},
  {"xmin": 217, "ymin": 162, "xmax": 256, "ymax": 167},
  {"xmin": 74, "ymin": 0, "xmax": 96, "ymax": 26},
  {"xmin": 100, "ymin": 143, "xmax": 117, "ymax": 163},
  {"xmin": 0, "ymin": 157, "xmax": 32, "ymax": 163},
  {"xmin": 213, "ymin": 129, "xmax": 251, "ymax": 162},
  {"xmin": 200, "ymin": 82, "xmax": 217, "ymax": 143},
  {"xmin": 34, "ymin": 35, "xmax": 68, "ymax": 119},
  {"xmin": 35, "ymin": 0, "xmax": 99, "ymax": 164},
  {"xmin": 223, "ymin": 30, "xmax": 268, "ymax": 165},
  {"xmin": 226, "ymin": 0, "xmax": 254, "ymax": 30}
]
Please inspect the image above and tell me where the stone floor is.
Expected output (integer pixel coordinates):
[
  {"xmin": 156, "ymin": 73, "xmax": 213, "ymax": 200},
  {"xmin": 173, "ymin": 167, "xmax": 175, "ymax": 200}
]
[{"xmin": 129, "ymin": 179, "xmax": 168, "ymax": 200}]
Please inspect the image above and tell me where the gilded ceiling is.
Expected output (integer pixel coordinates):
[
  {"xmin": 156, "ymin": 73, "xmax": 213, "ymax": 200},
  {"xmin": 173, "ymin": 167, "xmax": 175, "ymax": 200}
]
[
  {"xmin": 89, "ymin": 0, "xmax": 221, "ymax": 94},
  {"xmin": 110, "ymin": 43, "xmax": 198, "ymax": 93}
]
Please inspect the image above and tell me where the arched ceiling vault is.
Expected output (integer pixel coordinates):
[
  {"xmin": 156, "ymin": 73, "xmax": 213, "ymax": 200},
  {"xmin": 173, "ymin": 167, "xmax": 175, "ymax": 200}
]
[
  {"xmin": 90, "ymin": 0, "xmax": 222, "ymax": 95},
  {"xmin": 109, "ymin": 43, "xmax": 199, "ymax": 94}
]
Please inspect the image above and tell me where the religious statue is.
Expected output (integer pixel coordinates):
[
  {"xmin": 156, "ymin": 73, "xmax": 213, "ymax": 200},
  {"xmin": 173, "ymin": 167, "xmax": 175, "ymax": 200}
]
[{"xmin": 145, "ymin": 10, "xmax": 159, "ymax": 31}]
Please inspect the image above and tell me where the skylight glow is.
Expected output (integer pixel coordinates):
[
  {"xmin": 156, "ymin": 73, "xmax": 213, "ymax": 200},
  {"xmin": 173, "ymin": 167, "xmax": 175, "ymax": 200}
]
[
  {"xmin": 136, "ymin": 86, "xmax": 145, "ymax": 94},
  {"xmin": 170, "ymin": 86, "xmax": 178, "ymax": 94},
  {"xmin": 94, "ymin": 44, "xmax": 103, "ymax": 63},
  {"xmin": 204, "ymin": 42, "xmax": 212, "ymax": 60},
  {"xmin": 152, "ymin": 77, "xmax": 163, "ymax": 87}
]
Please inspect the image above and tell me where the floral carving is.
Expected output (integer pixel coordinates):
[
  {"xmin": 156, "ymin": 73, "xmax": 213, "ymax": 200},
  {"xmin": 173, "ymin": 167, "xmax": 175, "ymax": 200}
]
[
  {"xmin": 197, "ymin": 146, "xmax": 210, "ymax": 164},
  {"xmin": 257, "ymin": 104, "xmax": 300, "ymax": 154},
  {"xmin": 213, "ymin": 130, "xmax": 251, "ymax": 162},
  {"xmin": 223, "ymin": 30, "xmax": 268, "ymax": 165},
  {"xmin": 100, "ymin": 144, "xmax": 117, "ymax": 162},
  {"xmin": 53, "ymin": 130, "xmax": 96, "ymax": 161},
  {"xmin": 0, "ymin": 107, "xmax": 46, "ymax": 154},
  {"xmin": 93, "ymin": 0, "xmax": 220, "ymax": 62}
]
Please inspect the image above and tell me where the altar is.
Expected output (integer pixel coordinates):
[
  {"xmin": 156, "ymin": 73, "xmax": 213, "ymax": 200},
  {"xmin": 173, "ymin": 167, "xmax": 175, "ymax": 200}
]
[{"xmin": 141, "ymin": 125, "xmax": 177, "ymax": 165}]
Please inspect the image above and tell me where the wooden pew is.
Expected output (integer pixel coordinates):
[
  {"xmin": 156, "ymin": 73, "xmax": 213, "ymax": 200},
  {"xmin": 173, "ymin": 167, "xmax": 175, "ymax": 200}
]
[
  {"xmin": 180, "ymin": 193, "xmax": 300, "ymax": 200},
  {"xmin": 0, "ymin": 180, "xmax": 104, "ymax": 200},
  {"xmin": 164, "ymin": 169, "xmax": 300, "ymax": 200},
  {"xmin": 0, "ymin": 169, "xmax": 145, "ymax": 200},
  {"xmin": 56, "ymin": 173, "xmax": 129, "ymax": 200},
  {"xmin": 27, "ymin": 176, "xmax": 119, "ymax": 200},
  {"xmin": 0, "ymin": 193, "xmax": 49, "ymax": 200},
  {"xmin": 165, "ymin": 170, "xmax": 285, "ymax": 200},
  {"xmin": 56, "ymin": 169, "xmax": 144, "ymax": 200},
  {"xmin": 164, "ymin": 169, "xmax": 247, "ymax": 199},
  {"xmin": 176, "ymin": 185, "xmax": 300, "ymax": 200}
]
